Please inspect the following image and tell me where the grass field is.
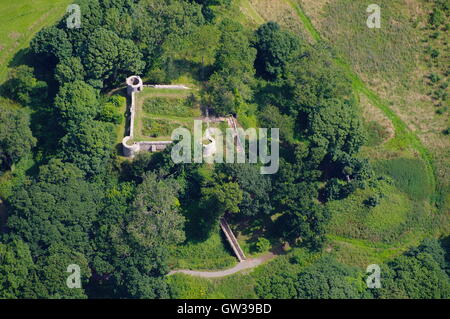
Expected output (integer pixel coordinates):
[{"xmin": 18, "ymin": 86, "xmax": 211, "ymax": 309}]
[
  {"xmin": 0, "ymin": 0, "xmax": 71, "ymax": 84},
  {"xmin": 133, "ymin": 88, "xmax": 201, "ymax": 142}
]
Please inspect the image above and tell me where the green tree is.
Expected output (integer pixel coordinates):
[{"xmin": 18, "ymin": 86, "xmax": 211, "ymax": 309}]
[
  {"xmin": 1, "ymin": 65, "xmax": 48, "ymax": 105},
  {"xmin": 133, "ymin": 0, "xmax": 205, "ymax": 64},
  {"xmin": 54, "ymin": 81, "xmax": 100, "ymax": 130},
  {"xmin": 59, "ymin": 120, "xmax": 114, "ymax": 176},
  {"xmin": 216, "ymin": 163, "xmax": 272, "ymax": 218},
  {"xmin": 204, "ymin": 19, "xmax": 256, "ymax": 116},
  {"xmin": 258, "ymin": 105, "xmax": 295, "ymax": 143},
  {"xmin": 26, "ymin": 244, "xmax": 91, "ymax": 299},
  {"xmin": 272, "ymin": 154, "xmax": 329, "ymax": 249},
  {"xmin": 81, "ymin": 28, "xmax": 145, "ymax": 86},
  {"xmin": 254, "ymin": 22, "xmax": 301, "ymax": 80},
  {"xmin": 307, "ymin": 99, "xmax": 365, "ymax": 157},
  {"xmin": 0, "ymin": 103, "xmax": 36, "ymax": 170},
  {"xmin": 0, "ymin": 239, "xmax": 35, "ymax": 299},
  {"xmin": 198, "ymin": 182, "xmax": 243, "ymax": 237},
  {"xmin": 295, "ymin": 257, "xmax": 366, "ymax": 299},
  {"xmin": 375, "ymin": 240, "xmax": 450, "ymax": 299},
  {"xmin": 113, "ymin": 172, "xmax": 186, "ymax": 298},
  {"xmin": 254, "ymin": 257, "xmax": 299, "ymax": 299},
  {"xmin": 30, "ymin": 26, "xmax": 72, "ymax": 63},
  {"xmin": 6, "ymin": 159, "xmax": 101, "ymax": 257},
  {"xmin": 128, "ymin": 172, "xmax": 185, "ymax": 248},
  {"xmin": 55, "ymin": 57, "xmax": 86, "ymax": 85}
]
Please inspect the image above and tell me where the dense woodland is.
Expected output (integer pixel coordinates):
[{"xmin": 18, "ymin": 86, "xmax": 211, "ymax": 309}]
[{"xmin": 0, "ymin": 0, "xmax": 449, "ymax": 299}]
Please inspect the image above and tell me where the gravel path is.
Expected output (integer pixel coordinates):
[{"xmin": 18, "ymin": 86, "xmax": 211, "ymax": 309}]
[{"xmin": 167, "ymin": 252, "xmax": 275, "ymax": 278}]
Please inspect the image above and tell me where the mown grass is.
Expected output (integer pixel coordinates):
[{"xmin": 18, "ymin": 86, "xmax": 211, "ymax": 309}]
[
  {"xmin": 142, "ymin": 118, "xmax": 186, "ymax": 140},
  {"xmin": 0, "ymin": 0, "xmax": 71, "ymax": 84}
]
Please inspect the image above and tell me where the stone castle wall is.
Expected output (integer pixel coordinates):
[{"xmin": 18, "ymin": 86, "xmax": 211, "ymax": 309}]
[{"xmin": 122, "ymin": 76, "xmax": 173, "ymax": 158}]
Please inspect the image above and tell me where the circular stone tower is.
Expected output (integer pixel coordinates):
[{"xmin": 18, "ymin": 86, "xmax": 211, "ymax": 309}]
[{"xmin": 126, "ymin": 75, "xmax": 143, "ymax": 96}]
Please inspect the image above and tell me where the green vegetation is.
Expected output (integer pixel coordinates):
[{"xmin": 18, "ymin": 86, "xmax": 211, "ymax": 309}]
[
  {"xmin": 0, "ymin": 0, "xmax": 72, "ymax": 83},
  {"xmin": 142, "ymin": 118, "xmax": 183, "ymax": 139},
  {"xmin": 143, "ymin": 95, "xmax": 199, "ymax": 117},
  {"xmin": 327, "ymin": 181, "xmax": 418, "ymax": 244},
  {"xmin": 0, "ymin": 100, "xmax": 36, "ymax": 171},
  {"xmin": 365, "ymin": 121, "xmax": 390, "ymax": 147},
  {"xmin": 373, "ymin": 158, "xmax": 433, "ymax": 201},
  {"xmin": 0, "ymin": 0, "xmax": 448, "ymax": 300},
  {"xmin": 168, "ymin": 232, "xmax": 236, "ymax": 271},
  {"xmin": 133, "ymin": 88, "xmax": 201, "ymax": 142},
  {"xmin": 168, "ymin": 273, "xmax": 257, "ymax": 299}
]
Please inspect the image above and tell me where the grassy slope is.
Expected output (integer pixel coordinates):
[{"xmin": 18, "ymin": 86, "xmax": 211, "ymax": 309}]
[
  {"xmin": 296, "ymin": 0, "xmax": 450, "ymax": 206},
  {"xmin": 286, "ymin": 0, "xmax": 448, "ymax": 260},
  {"xmin": 287, "ymin": 0, "xmax": 436, "ymax": 190},
  {"xmin": 0, "ymin": 0, "xmax": 72, "ymax": 84}
]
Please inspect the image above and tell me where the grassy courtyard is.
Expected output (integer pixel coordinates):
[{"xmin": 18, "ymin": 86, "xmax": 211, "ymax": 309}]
[{"xmin": 132, "ymin": 88, "xmax": 202, "ymax": 142}]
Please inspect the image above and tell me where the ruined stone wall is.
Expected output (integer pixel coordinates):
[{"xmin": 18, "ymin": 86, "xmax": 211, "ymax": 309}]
[{"xmin": 122, "ymin": 76, "xmax": 173, "ymax": 158}]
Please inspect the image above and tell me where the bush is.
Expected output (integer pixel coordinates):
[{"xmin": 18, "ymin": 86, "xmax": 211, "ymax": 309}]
[
  {"xmin": 108, "ymin": 95, "xmax": 125, "ymax": 108},
  {"xmin": 431, "ymin": 49, "xmax": 440, "ymax": 58},
  {"xmin": 254, "ymin": 238, "xmax": 271, "ymax": 253},
  {"xmin": 323, "ymin": 178, "xmax": 349, "ymax": 201},
  {"xmin": 430, "ymin": 31, "xmax": 440, "ymax": 39},
  {"xmin": 436, "ymin": 107, "xmax": 447, "ymax": 115},
  {"xmin": 433, "ymin": 89, "xmax": 449, "ymax": 101},
  {"xmin": 1, "ymin": 66, "xmax": 47, "ymax": 105},
  {"xmin": 429, "ymin": 8, "xmax": 445, "ymax": 28},
  {"xmin": 364, "ymin": 195, "xmax": 380, "ymax": 207},
  {"xmin": 429, "ymin": 73, "xmax": 441, "ymax": 83},
  {"xmin": 98, "ymin": 103, "xmax": 123, "ymax": 124}
]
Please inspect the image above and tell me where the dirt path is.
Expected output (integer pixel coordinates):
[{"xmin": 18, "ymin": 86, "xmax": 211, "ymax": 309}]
[{"xmin": 168, "ymin": 252, "xmax": 276, "ymax": 278}]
